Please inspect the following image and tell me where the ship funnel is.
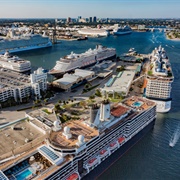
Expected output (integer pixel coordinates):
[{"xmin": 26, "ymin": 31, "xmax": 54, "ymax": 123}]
[
  {"xmin": 100, "ymin": 100, "xmax": 111, "ymax": 121},
  {"xmin": 42, "ymin": 31, "xmax": 46, "ymax": 37},
  {"xmin": 9, "ymin": 29, "xmax": 15, "ymax": 38},
  {"xmin": 62, "ymin": 126, "xmax": 72, "ymax": 139},
  {"xmin": 89, "ymin": 104, "xmax": 99, "ymax": 124},
  {"xmin": 30, "ymin": 29, "xmax": 34, "ymax": 34}
]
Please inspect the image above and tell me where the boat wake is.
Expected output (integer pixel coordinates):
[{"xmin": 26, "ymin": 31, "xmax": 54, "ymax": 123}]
[
  {"xmin": 150, "ymin": 39, "xmax": 155, "ymax": 43},
  {"xmin": 169, "ymin": 125, "xmax": 180, "ymax": 147}
]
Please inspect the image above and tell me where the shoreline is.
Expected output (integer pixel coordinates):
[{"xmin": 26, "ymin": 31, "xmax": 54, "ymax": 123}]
[{"xmin": 166, "ymin": 33, "xmax": 180, "ymax": 41}]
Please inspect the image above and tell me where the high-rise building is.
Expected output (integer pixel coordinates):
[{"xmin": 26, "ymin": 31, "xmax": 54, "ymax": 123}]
[
  {"xmin": 93, "ymin": 16, "xmax": 97, "ymax": 23},
  {"xmin": 0, "ymin": 67, "xmax": 47, "ymax": 103},
  {"xmin": 89, "ymin": 17, "xmax": 92, "ymax": 23},
  {"xmin": 78, "ymin": 16, "xmax": 82, "ymax": 22},
  {"xmin": 66, "ymin": 17, "xmax": 71, "ymax": 23}
]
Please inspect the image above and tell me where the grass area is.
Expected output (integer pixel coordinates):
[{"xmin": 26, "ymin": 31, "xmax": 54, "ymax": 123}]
[
  {"xmin": 108, "ymin": 98, "xmax": 122, "ymax": 103},
  {"xmin": 42, "ymin": 109, "xmax": 51, "ymax": 114},
  {"xmin": 82, "ymin": 84, "xmax": 100, "ymax": 94}
]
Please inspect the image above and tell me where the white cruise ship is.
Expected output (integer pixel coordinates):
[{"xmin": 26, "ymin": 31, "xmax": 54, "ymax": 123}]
[
  {"xmin": 49, "ymin": 45, "xmax": 116, "ymax": 76},
  {"xmin": 0, "ymin": 30, "xmax": 52, "ymax": 54},
  {"xmin": 144, "ymin": 46, "xmax": 174, "ymax": 113},
  {"xmin": 113, "ymin": 25, "xmax": 132, "ymax": 35},
  {"xmin": 0, "ymin": 51, "xmax": 31, "ymax": 72},
  {"xmin": 78, "ymin": 28, "xmax": 109, "ymax": 37},
  {"xmin": 0, "ymin": 96, "xmax": 156, "ymax": 180}
]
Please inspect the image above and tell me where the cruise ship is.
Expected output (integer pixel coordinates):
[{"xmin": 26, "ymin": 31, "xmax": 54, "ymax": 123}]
[
  {"xmin": 49, "ymin": 45, "xmax": 116, "ymax": 76},
  {"xmin": 0, "ymin": 51, "xmax": 31, "ymax": 73},
  {"xmin": 0, "ymin": 96, "xmax": 156, "ymax": 180},
  {"xmin": 113, "ymin": 25, "xmax": 132, "ymax": 35},
  {"xmin": 143, "ymin": 46, "xmax": 174, "ymax": 113},
  {"xmin": 78, "ymin": 28, "xmax": 109, "ymax": 37},
  {"xmin": 0, "ymin": 30, "xmax": 52, "ymax": 54}
]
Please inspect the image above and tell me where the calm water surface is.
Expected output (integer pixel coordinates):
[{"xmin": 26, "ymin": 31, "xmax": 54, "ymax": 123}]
[{"xmin": 17, "ymin": 31, "xmax": 180, "ymax": 180}]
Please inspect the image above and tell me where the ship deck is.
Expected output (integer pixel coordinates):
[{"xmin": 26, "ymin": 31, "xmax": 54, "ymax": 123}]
[
  {"xmin": 124, "ymin": 96, "xmax": 155, "ymax": 111},
  {"xmin": 49, "ymin": 120, "xmax": 99, "ymax": 149}
]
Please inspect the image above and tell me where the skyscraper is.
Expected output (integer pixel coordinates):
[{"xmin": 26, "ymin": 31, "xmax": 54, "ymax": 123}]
[
  {"xmin": 93, "ymin": 16, "xmax": 97, "ymax": 23},
  {"xmin": 89, "ymin": 17, "xmax": 92, "ymax": 23},
  {"xmin": 78, "ymin": 16, "xmax": 81, "ymax": 22},
  {"xmin": 67, "ymin": 17, "xmax": 71, "ymax": 23}
]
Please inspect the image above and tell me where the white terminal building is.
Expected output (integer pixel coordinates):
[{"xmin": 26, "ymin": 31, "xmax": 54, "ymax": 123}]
[
  {"xmin": 101, "ymin": 70, "xmax": 135, "ymax": 96},
  {"xmin": 52, "ymin": 69, "xmax": 95, "ymax": 91},
  {"xmin": 0, "ymin": 67, "xmax": 47, "ymax": 103}
]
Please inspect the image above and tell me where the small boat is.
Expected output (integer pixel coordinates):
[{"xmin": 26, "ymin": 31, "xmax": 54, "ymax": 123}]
[{"xmin": 77, "ymin": 36, "xmax": 88, "ymax": 41}]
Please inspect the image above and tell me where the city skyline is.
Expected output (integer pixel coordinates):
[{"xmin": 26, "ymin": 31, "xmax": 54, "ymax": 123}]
[{"xmin": 0, "ymin": 0, "xmax": 180, "ymax": 19}]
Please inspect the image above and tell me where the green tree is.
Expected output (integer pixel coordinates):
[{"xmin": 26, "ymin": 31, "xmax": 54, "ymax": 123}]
[
  {"xmin": 79, "ymin": 101, "xmax": 87, "ymax": 108},
  {"xmin": 84, "ymin": 84, "xmax": 90, "ymax": 89},
  {"xmin": 89, "ymin": 95, "xmax": 95, "ymax": 100},
  {"xmin": 95, "ymin": 89, "xmax": 102, "ymax": 97},
  {"xmin": 148, "ymin": 70, "xmax": 153, "ymax": 76}
]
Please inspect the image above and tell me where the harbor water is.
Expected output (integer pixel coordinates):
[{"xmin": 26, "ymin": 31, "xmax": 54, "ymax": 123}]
[{"xmin": 17, "ymin": 31, "xmax": 180, "ymax": 180}]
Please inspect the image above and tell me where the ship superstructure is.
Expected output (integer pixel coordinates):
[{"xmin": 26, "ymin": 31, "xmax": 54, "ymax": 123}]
[
  {"xmin": 0, "ymin": 96, "xmax": 156, "ymax": 180},
  {"xmin": 144, "ymin": 46, "xmax": 174, "ymax": 113},
  {"xmin": 0, "ymin": 51, "xmax": 31, "ymax": 72},
  {"xmin": 0, "ymin": 30, "xmax": 52, "ymax": 54},
  {"xmin": 49, "ymin": 45, "xmax": 116, "ymax": 76},
  {"xmin": 113, "ymin": 25, "xmax": 132, "ymax": 35}
]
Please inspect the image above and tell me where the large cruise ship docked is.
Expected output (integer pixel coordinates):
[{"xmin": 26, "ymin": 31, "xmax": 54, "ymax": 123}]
[
  {"xmin": 78, "ymin": 28, "xmax": 109, "ymax": 37},
  {"xmin": 0, "ymin": 96, "xmax": 156, "ymax": 180},
  {"xmin": 0, "ymin": 30, "xmax": 52, "ymax": 54},
  {"xmin": 144, "ymin": 46, "xmax": 174, "ymax": 113},
  {"xmin": 113, "ymin": 25, "xmax": 132, "ymax": 35},
  {"xmin": 0, "ymin": 51, "xmax": 31, "ymax": 73},
  {"xmin": 49, "ymin": 45, "xmax": 116, "ymax": 76}
]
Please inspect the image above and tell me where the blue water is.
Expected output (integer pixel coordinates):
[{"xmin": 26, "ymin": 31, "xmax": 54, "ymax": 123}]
[
  {"xmin": 15, "ymin": 168, "xmax": 33, "ymax": 180},
  {"xmin": 133, "ymin": 101, "xmax": 143, "ymax": 107},
  {"xmin": 16, "ymin": 31, "xmax": 180, "ymax": 179}
]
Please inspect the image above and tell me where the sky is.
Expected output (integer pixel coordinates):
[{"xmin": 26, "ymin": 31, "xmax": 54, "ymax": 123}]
[{"xmin": 0, "ymin": 0, "xmax": 180, "ymax": 19}]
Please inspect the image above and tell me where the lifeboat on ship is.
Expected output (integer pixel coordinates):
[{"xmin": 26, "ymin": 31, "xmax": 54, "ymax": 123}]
[
  {"xmin": 109, "ymin": 142, "xmax": 118, "ymax": 150},
  {"xmin": 87, "ymin": 157, "xmax": 98, "ymax": 167},
  {"xmin": 67, "ymin": 172, "xmax": 79, "ymax": 180},
  {"xmin": 99, "ymin": 149, "xmax": 108, "ymax": 158},
  {"xmin": 118, "ymin": 137, "xmax": 125, "ymax": 144}
]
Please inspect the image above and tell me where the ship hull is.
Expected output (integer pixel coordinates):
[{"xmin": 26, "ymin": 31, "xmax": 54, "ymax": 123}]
[
  {"xmin": 0, "ymin": 42, "xmax": 52, "ymax": 55},
  {"xmin": 49, "ymin": 54, "xmax": 116, "ymax": 77},
  {"xmin": 113, "ymin": 31, "xmax": 132, "ymax": 35},
  {"xmin": 148, "ymin": 99, "xmax": 171, "ymax": 113},
  {"xmin": 83, "ymin": 118, "xmax": 156, "ymax": 180},
  {"xmin": 0, "ymin": 66, "xmax": 31, "ymax": 73}
]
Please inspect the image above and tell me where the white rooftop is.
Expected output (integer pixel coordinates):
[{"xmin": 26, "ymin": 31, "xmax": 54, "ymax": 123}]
[
  {"xmin": 101, "ymin": 70, "xmax": 135, "ymax": 95},
  {"xmin": 53, "ymin": 69, "xmax": 95, "ymax": 86},
  {"xmin": 74, "ymin": 69, "xmax": 94, "ymax": 78}
]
